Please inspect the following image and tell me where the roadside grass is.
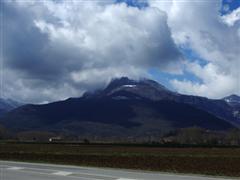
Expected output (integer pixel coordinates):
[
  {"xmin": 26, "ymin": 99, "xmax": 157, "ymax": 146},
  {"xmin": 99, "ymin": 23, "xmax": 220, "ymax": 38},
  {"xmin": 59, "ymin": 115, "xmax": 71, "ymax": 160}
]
[{"xmin": 1, "ymin": 142, "xmax": 240, "ymax": 177}]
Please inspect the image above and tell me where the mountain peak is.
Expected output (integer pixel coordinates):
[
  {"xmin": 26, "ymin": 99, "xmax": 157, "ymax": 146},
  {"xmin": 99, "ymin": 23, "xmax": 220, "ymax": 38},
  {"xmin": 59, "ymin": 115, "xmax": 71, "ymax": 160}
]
[
  {"xmin": 101, "ymin": 77, "xmax": 175, "ymax": 101},
  {"xmin": 223, "ymin": 94, "xmax": 240, "ymax": 103},
  {"xmin": 223, "ymin": 94, "xmax": 240, "ymax": 109},
  {"xmin": 228, "ymin": 94, "xmax": 240, "ymax": 98},
  {"xmin": 139, "ymin": 78, "xmax": 169, "ymax": 91},
  {"xmin": 105, "ymin": 77, "xmax": 169, "ymax": 92},
  {"xmin": 0, "ymin": 98, "xmax": 21, "ymax": 109},
  {"xmin": 104, "ymin": 77, "xmax": 137, "ymax": 92},
  {"xmin": 83, "ymin": 77, "xmax": 173, "ymax": 100},
  {"xmin": 0, "ymin": 98, "xmax": 22, "ymax": 116}
]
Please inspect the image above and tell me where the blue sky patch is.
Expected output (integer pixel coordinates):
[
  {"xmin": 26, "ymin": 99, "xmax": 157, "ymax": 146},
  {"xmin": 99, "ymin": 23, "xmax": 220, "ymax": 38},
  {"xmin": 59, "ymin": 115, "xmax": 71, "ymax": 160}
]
[
  {"xmin": 148, "ymin": 44, "xmax": 206, "ymax": 91},
  {"xmin": 221, "ymin": 0, "xmax": 240, "ymax": 14},
  {"xmin": 148, "ymin": 68, "xmax": 203, "ymax": 92},
  {"xmin": 179, "ymin": 46, "xmax": 208, "ymax": 67},
  {"xmin": 115, "ymin": 0, "xmax": 148, "ymax": 8}
]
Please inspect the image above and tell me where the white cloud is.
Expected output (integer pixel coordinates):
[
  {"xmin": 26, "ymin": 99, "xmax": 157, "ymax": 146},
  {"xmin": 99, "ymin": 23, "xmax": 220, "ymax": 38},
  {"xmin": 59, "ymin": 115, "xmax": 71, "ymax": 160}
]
[
  {"xmin": 33, "ymin": 2, "xmax": 182, "ymax": 72},
  {"xmin": 171, "ymin": 62, "xmax": 237, "ymax": 98},
  {"xmin": 149, "ymin": 0, "xmax": 240, "ymax": 98},
  {"xmin": 2, "ymin": 0, "xmax": 182, "ymax": 103},
  {"xmin": 2, "ymin": 0, "xmax": 239, "ymax": 102},
  {"xmin": 222, "ymin": 7, "xmax": 240, "ymax": 26}
]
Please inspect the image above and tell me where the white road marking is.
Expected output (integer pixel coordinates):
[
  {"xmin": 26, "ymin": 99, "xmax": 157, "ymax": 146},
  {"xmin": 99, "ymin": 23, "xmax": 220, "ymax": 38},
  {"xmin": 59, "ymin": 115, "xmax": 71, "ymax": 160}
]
[
  {"xmin": 3, "ymin": 164, "xmax": 119, "ymax": 179},
  {"xmin": 7, "ymin": 167, "xmax": 24, "ymax": 170},
  {"xmin": 52, "ymin": 171, "xmax": 73, "ymax": 176},
  {"xmin": 1, "ymin": 161, "xmax": 232, "ymax": 180},
  {"xmin": 4, "ymin": 168, "xmax": 102, "ymax": 180}
]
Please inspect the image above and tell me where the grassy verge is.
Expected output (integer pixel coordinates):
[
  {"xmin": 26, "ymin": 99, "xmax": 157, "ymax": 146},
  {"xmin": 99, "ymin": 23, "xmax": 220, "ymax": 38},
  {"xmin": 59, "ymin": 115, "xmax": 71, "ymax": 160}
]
[{"xmin": 0, "ymin": 142, "xmax": 240, "ymax": 177}]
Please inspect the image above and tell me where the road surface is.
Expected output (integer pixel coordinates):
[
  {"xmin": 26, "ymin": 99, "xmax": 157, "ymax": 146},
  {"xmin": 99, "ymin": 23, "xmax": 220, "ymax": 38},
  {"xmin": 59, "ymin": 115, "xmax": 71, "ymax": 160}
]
[{"xmin": 0, "ymin": 161, "xmax": 235, "ymax": 180}]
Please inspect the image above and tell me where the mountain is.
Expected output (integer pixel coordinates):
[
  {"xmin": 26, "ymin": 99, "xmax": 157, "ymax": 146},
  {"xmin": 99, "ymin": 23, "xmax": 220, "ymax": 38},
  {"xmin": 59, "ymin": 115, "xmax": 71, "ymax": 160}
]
[
  {"xmin": 86, "ymin": 77, "xmax": 239, "ymax": 126},
  {"xmin": 175, "ymin": 95, "xmax": 238, "ymax": 126},
  {"xmin": 0, "ymin": 98, "xmax": 22, "ymax": 117},
  {"xmin": 0, "ymin": 77, "xmax": 237, "ymax": 139},
  {"xmin": 83, "ymin": 77, "xmax": 176, "ymax": 101},
  {"xmin": 224, "ymin": 94, "xmax": 240, "ymax": 107},
  {"xmin": 223, "ymin": 94, "xmax": 240, "ymax": 122}
]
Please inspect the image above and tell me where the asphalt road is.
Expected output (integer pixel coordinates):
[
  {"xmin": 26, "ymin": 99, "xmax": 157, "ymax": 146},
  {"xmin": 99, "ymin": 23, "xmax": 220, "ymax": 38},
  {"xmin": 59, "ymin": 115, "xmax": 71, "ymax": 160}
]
[{"xmin": 0, "ymin": 161, "xmax": 235, "ymax": 180}]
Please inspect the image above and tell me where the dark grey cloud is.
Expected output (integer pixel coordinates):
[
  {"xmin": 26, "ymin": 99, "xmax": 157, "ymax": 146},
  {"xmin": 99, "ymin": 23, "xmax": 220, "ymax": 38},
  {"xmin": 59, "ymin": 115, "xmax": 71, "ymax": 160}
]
[{"xmin": 3, "ymin": 2, "xmax": 62, "ymax": 80}]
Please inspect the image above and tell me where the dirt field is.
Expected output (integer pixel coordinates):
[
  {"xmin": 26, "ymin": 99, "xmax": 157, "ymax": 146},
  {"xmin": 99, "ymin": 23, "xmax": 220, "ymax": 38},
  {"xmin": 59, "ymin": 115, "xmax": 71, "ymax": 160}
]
[{"xmin": 0, "ymin": 142, "xmax": 240, "ymax": 177}]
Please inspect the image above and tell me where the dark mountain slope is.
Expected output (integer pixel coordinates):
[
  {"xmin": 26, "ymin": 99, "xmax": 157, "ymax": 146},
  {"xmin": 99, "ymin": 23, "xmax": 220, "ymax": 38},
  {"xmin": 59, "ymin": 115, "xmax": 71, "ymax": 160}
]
[
  {"xmin": 0, "ymin": 98, "xmax": 22, "ymax": 117},
  {"xmin": 224, "ymin": 94, "xmax": 240, "ymax": 108},
  {"xmin": 85, "ymin": 77, "xmax": 239, "ymax": 126},
  {"xmin": 0, "ymin": 77, "xmax": 238, "ymax": 138},
  {"xmin": 223, "ymin": 94, "xmax": 240, "ymax": 122},
  {"xmin": 1, "ymin": 96, "xmax": 235, "ymax": 136}
]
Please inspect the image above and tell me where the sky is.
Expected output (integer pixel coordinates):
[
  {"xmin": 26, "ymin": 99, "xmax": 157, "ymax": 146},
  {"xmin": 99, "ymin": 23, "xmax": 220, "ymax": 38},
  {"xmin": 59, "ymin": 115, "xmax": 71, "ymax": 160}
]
[{"xmin": 0, "ymin": 0, "xmax": 239, "ymax": 104}]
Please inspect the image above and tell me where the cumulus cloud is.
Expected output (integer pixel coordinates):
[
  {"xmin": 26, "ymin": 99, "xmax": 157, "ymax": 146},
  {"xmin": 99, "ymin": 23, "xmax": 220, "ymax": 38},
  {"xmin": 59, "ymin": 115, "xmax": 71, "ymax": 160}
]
[
  {"xmin": 1, "ymin": 0, "xmax": 239, "ymax": 103},
  {"xmin": 149, "ymin": 0, "xmax": 240, "ymax": 98},
  {"xmin": 2, "ymin": 0, "xmax": 182, "ymax": 103},
  {"xmin": 222, "ymin": 7, "xmax": 240, "ymax": 26},
  {"xmin": 171, "ymin": 62, "xmax": 236, "ymax": 98}
]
